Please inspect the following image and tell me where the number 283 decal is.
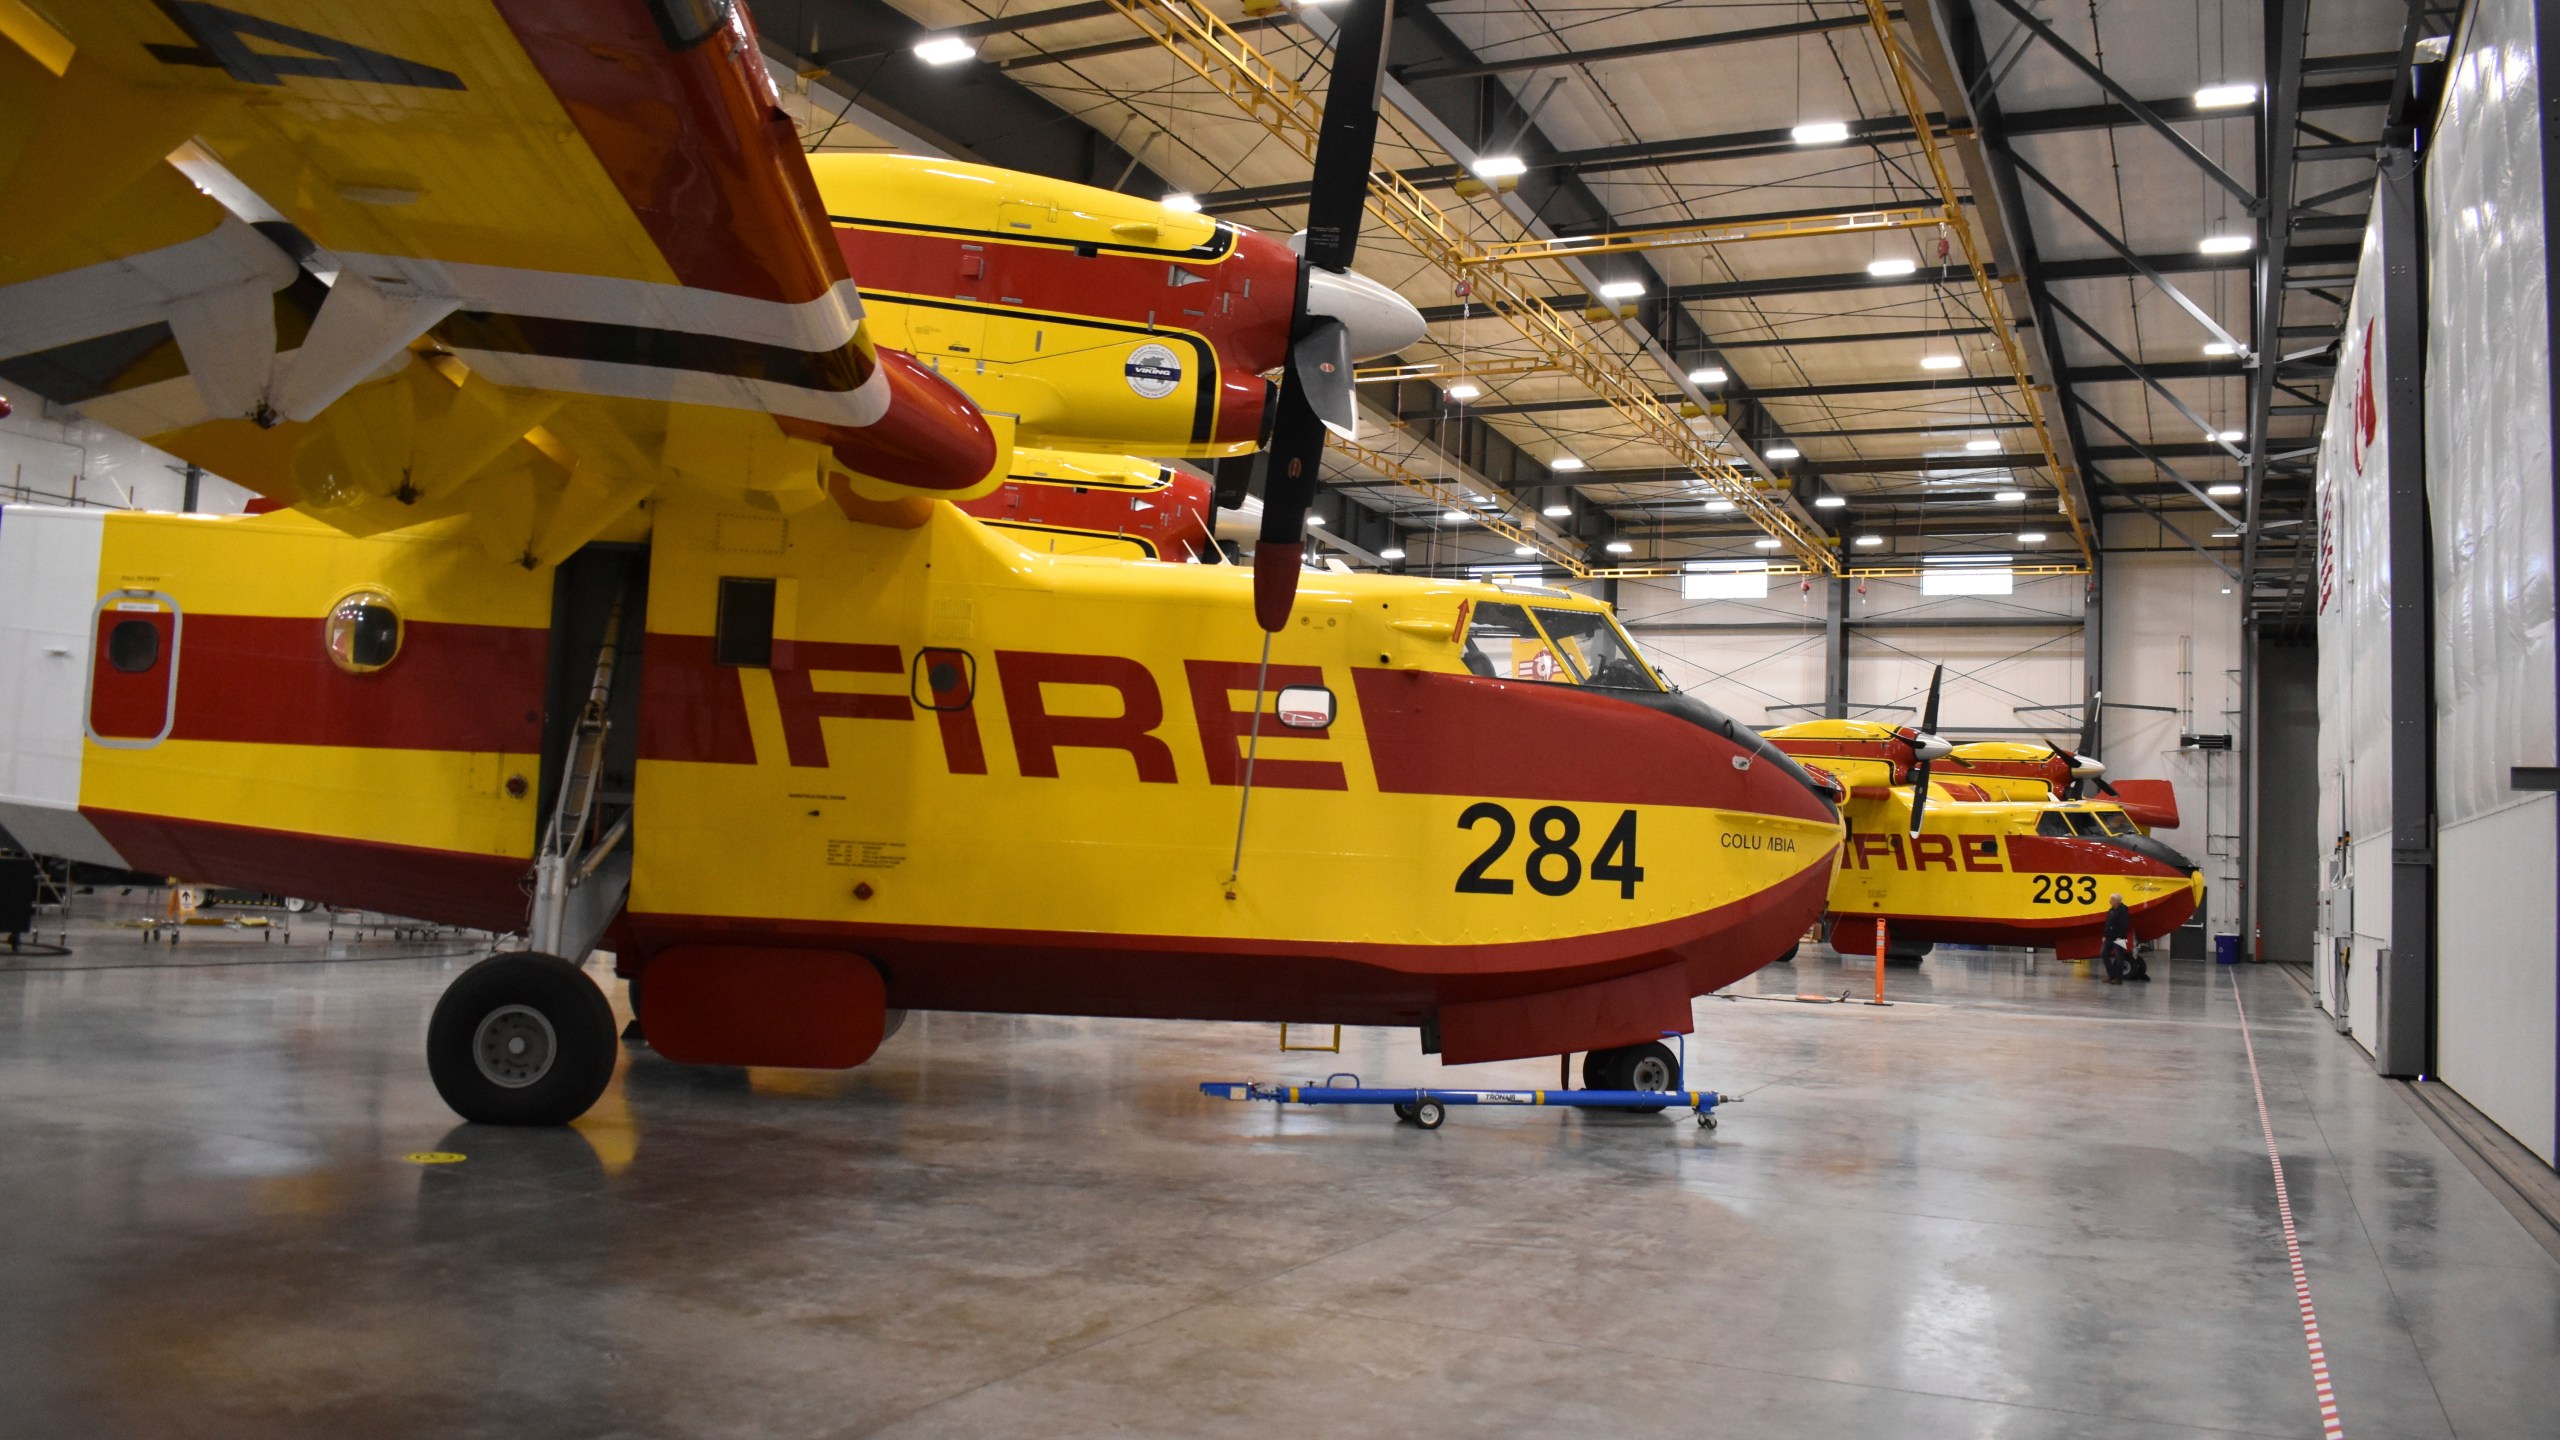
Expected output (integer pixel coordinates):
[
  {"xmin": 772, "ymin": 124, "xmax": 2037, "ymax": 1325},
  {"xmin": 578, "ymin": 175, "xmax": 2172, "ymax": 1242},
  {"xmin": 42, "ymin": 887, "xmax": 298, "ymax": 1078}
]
[
  {"xmin": 2030, "ymin": 874, "xmax": 2099, "ymax": 904},
  {"xmin": 1455, "ymin": 803, "xmax": 1644, "ymax": 898}
]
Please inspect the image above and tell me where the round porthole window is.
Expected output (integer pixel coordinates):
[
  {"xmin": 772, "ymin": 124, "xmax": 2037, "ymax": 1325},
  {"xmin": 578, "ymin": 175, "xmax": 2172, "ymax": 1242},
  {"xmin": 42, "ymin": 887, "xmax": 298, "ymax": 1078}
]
[{"xmin": 326, "ymin": 591, "xmax": 402, "ymax": 674}]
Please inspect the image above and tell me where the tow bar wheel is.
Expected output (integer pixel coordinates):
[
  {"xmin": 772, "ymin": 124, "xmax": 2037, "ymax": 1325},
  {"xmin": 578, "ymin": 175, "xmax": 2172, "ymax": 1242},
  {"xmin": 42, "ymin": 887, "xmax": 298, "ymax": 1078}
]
[
  {"xmin": 1410, "ymin": 1099, "xmax": 1446, "ymax": 1130},
  {"xmin": 428, "ymin": 953, "xmax": 619, "ymax": 1125}
]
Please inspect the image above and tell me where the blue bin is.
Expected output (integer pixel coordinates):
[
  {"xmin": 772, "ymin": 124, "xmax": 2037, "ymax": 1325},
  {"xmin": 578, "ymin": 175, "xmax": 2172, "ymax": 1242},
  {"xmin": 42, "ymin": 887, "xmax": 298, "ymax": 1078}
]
[{"xmin": 2214, "ymin": 933, "xmax": 2241, "ymax": 966}]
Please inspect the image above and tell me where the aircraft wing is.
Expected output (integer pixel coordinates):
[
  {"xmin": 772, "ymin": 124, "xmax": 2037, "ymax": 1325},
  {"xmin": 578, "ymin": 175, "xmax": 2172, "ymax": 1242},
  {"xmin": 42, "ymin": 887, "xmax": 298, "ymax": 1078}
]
[{"xmin": 0, "ymin": 0, "xmax": 1006, "ymax": 563}]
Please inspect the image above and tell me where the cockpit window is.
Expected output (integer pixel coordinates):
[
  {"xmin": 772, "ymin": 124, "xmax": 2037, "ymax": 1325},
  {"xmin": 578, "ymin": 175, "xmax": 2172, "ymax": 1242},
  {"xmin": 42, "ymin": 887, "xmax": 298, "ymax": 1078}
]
[
  {"xmin": 2037, "ymin": 811, "xmax": 2074, "ymax": 838},
  {"xmin": 2065, "ymin": 810, "xmax": 2107, "ymax": 838},
  {"xmin": 1530, "ymin": 607, "xmax": 1663, "ymax": 691},
  {"xmin": 2094, "ymin": 808, "xmax": 2135, "ymax": 836},
  {"xmin": 1460, "ymin": 602, "xmax": 1555, "ymax": 680}
]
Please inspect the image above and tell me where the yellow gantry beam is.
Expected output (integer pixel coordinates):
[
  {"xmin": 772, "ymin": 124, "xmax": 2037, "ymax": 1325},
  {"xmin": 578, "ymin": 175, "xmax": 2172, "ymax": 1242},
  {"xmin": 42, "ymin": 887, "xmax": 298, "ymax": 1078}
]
[
  {"xmin": 1104, "ymin": 0, "xmax": 1840, "ymax": 576},
  {"xmin": 1461, "ymin": 205, "xmax": 1943, "ymax": 266},
  {"xmin": 1327, "ymin": 434, "xmax": 1595, "ymax": 576},
  {"xmin": 1353, "ymin": 355, "xmax": 1560, "ymax": 383},
  {"xmin": 1857, "ymin": 0, "xmax": 2091, "ymax": 566}
]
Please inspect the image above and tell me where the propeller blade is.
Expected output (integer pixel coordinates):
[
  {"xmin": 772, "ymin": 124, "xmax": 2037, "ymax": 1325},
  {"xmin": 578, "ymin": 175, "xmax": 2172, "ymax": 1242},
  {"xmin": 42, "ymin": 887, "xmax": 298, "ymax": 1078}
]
[
  {"xmin": 1907, "ymin": 758, "xmax": 1932, "ymax": 837},
  {"xmin": 1299, "ymin": 0, "xmax": 1396, "ymax": 273},
  {"xmin": 2093, "ymin": 774, "xmax": 2120, "ymax": 797},
  {"xmin": 1919, "ymin": 662, "xmax": 1944, "ymax": 736},
  {"xmin": 1251, "ymin": 377, "xmax": 1327, "ymax": 632},
  {"xmin": 1248, "ymin": 0, "xmax": 1396, "ymax": 633},
  {"xmin": 2077, "ymin": 691, "xmax": 2100, "ymax": 760}
]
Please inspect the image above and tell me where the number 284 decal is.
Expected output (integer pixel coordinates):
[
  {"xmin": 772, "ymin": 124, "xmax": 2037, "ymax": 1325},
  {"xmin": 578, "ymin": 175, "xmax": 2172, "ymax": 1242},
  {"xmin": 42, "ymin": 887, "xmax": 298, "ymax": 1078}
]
[
  {"xmin": 1455, "ymin": 803, "xmax": 1644, "ymax": 898},
  {"xmin": 2030, "ymin": 874, "xmax": 2100, "ymax": 904}
]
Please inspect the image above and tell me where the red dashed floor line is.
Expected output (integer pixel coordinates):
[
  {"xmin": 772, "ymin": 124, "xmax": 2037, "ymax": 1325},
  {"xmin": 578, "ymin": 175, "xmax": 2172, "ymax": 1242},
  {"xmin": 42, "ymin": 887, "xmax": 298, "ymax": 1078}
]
[{"xmin": 2230, "ymin": 970, "xmax": 2346, "ymax": 1439}]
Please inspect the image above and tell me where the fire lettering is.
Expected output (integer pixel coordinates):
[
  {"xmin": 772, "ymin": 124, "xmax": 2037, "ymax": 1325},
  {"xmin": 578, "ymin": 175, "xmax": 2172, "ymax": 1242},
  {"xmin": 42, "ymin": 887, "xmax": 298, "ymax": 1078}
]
[
  {"xmin": 1961, "ymin": 835, "xmax": 2003, "ymax": 872},
  {"xmin": 1183, "ymin": 660, "xmax": 1345, "ymax": 791},
  {"xmin": 1910, "ymin": 834, "xmax": 1957, "ymax": 872},
  {"xmin": 768, "ymin": 642, "xmax": 910, "ymax": 768},
  {"xmin": 997, "ymin": 651, "xmax": 1178, "ymax": 783}
]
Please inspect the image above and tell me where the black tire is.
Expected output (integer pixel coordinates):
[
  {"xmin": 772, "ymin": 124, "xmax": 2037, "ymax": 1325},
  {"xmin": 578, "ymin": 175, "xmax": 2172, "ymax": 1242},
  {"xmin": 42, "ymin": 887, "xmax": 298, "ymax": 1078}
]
[
  {"xmin": 1581, "ymin": 1048, "xmax": 1630, "ymax": 1090},
  {"xmin": 427, "ymin": 953, "xmax": 619, "ymax": 1126},
  {"xmin": 1620, "ymin": 1042, "xmax": 1680, "ymax": 1095},
  {"xmin": 1412, "ymin": 1100, "xmax": 1446, "ymax": 1130},
  {"xmin": 1774, "ymin": 943, "xmax": 1800, "ymax": 964},
  {"xmin": 1393, "ymin": 1102, "xmax": 1418, "ymax": 1121}
]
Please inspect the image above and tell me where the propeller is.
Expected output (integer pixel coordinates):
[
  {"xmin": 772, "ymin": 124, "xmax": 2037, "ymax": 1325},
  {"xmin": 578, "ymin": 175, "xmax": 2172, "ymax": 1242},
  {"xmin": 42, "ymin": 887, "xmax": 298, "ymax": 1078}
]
[
  {"xmin": 1901, "ymin": 663, "xmax": 1951, "ymax": 837},
  {"xmin": 2042, "ymin": 699, "xmax": 2117, "ymax": 799},
  {"xmin": 1253, "ymin": 0, "xmax": 1399, "ymax": 633}
]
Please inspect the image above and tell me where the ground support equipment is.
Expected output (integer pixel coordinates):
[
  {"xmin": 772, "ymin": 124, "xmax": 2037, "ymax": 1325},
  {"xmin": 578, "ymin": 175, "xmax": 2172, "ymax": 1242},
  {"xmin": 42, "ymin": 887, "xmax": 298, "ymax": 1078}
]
[{"xmin": 1201, "ymin": 1074, "xmax": 1729, "ymax": 1131}]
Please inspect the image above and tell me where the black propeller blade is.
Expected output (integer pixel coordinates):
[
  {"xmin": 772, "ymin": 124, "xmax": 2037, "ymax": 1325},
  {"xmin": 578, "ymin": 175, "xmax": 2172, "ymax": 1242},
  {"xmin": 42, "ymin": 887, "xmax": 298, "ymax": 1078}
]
[
  {"xmin": 1253, "ymin": 0, "xmax": 1396, "ymax": 633},
  {"xmin": 1906, "ymin": 663, "xmax": 1944, "ymax": 837}
]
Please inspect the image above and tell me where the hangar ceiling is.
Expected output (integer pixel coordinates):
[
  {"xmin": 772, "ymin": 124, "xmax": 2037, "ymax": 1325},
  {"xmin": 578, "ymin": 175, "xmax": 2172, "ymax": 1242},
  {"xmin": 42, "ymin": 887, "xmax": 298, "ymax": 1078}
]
[{"xmin": 747, "ymin": 0, "xmax": 2452, "ymax": 628}]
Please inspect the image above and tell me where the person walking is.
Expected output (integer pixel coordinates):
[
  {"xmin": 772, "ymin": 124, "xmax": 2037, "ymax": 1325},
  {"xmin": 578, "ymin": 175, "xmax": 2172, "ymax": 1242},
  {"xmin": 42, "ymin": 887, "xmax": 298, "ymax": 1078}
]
[{"xmin": 2099, "ymin": 895, "xmax": 2136, "ymax": 984}]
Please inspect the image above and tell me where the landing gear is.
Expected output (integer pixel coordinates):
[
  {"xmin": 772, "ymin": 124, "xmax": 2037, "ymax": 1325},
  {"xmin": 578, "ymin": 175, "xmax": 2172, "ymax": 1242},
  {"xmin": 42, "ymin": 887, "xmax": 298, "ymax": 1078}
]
[
  {"xmin": 1885, "ymin": 941, "xmax": 1933, "ymax": 969},
  {"xmin": 427, "ymin": 953, "xmax": 619, "ymax": 1126},
  {"xmin": 1583, "ymin": 1041, "xmax": 1680, "ymax": 1111}
]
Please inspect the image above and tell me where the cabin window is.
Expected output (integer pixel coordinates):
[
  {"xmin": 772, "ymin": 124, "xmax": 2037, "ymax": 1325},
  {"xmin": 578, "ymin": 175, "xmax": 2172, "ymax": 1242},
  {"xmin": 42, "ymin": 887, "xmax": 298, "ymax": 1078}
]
[
  {"xmin": 2065, "ymin": 810, "xmax": 2107, "ymax": 838},
  {"xmin": 1458, "ymin": 602, "xmax": 1543, "ymax": 680},
  {"xmin": 107, "ymin": 619, "xmax": 159, "ymax": 673},
  {"xmin": 2096, "ymin": 809, "xmax": 2135, "ymax": 836},
  {"xmin": 324, "ymin": 592, "xmax": 401, "ymax": 674},
  {"xmin": 715, "ymin": 577, "xmax": 776, "ymax": 668},
  {"xmin": 2037, "ymin": 811, "xmax": 2074, "ymax": 838}
]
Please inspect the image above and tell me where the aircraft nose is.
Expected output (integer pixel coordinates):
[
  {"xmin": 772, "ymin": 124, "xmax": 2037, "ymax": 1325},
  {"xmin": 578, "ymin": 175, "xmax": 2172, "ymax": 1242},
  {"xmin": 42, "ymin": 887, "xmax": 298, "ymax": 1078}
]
[{"xmin": 1306, "ymin": 266, "xmax": 1427, "ymax": 360}]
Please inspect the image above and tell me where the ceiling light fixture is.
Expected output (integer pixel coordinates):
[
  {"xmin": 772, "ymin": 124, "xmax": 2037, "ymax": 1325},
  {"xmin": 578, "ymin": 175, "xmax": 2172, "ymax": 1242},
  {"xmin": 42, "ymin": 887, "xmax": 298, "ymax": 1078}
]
[
  {"xmin": 1542, "ymin": 503, "xmax": 1572, "ymax": 517},
  {"xmin": 1704, "ymin": 498, "xmax": 1737, "ymax": 513},
  {"xmin": 1965, "ymin": 438, "xmax": 2001, "ymax": 452},
  {"xmin": 913, "ymin": 35, "xmax": 978, "ymax": 65},
  {"xmin": 2203, "ymin": 340, "xmax": 2240, "ymax": 356},
  {"xmin": 1551, "ymin": 456, "xmax": 1586, "ymax": 471},
  {"xmin": 1441, "ymin": 510, "xmax": 1470, "ymax": 523},
  {"xmin": 1765, "ymin": 444, "xmax": 1800, "ymax": 460},
  {"xmin": 1471, "ymin": 154, "xmax": 1529, "ymax": 179},
  {"xmin": 1514, "ymin": 546, "xmax": 1538, "ymax": 557},
  {"xmin": 1446, "ymin": 382, "xmax": 1480, "ymax": 400},
  {"xmin": 1597, "ymin": 280, "xmax": 1646, "ymax": 299},
  {"xmin": 1160, "ymin": 192, "xmax": 1202, "ymax": 213},
  {"xmin": 1688, "ymin": 366, "xmax": 1727, "ymax": 385},
  {"xmin": 2018, "ymin": 531, "xmax": 2047, "ymax": 543},
  {"xmin": 1814, "ymin": 495, "xmax": 1847, "ymax": 509},
  {"xmin": 1792, "ymin": 120, "xmax": 1850, "ymax": 145},
  {"xmin": 1856, "ymin": 534, "xmax": 1885, "ymax": 547},
  {"xmin": 1305, "ymin": 515, "xmax": 1325, "ymax": 526},
  {"xmin": 1920, "ymin": 354, "xmax": 1963, "ymax": 370},
  {"xmin": 1753, "ymin": 538, "xmax": 1783, "ymax": 549},
  {"xmin": 1379, "ymin": 547, "xmax": 1406, "ymax": 560},
  {"xmin": 2194, "ymin": 83, "xmax": 2258, "ymax": 108},
  {"xmin": 2213, "ymin": 429, "xmax": 2246, "ymax": 443},
  {"xmin": 1994, "ymin": 489, "xmax": 2026, "ymax": 502},
  {"xmin": 1605, "ymin": 540, "xmax": 1634, "ymax": 554},
  {"xmin": 2208, "ymin": 483, "xmax": 2244, "ymax": 497},
  {"xmin": 2199, "ymin": 233, "xmax": 2253, "ymax": 255},
  {"xmin": 1867, "ymin": 257, "xmax": 1918, "ymax": 277}
]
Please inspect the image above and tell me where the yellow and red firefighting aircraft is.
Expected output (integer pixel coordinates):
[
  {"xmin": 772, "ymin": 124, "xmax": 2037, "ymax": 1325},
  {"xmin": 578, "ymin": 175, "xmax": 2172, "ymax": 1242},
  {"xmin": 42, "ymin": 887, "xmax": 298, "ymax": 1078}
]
[
  {"xmin": 1762, "ymin": 671, "xmax": 2201, "ymax": 963},
  {"xmin": 0, "ymin": 0, "xmax": 1842, "ymax": 1125},
  {"xmin": 1937, "ymin": 739, "xmax": 2184, "ymax": 834}
]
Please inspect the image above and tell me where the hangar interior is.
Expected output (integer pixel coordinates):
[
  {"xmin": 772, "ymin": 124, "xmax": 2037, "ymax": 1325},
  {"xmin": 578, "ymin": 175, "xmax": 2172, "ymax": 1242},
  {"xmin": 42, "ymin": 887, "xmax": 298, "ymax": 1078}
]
[{"xmin": 1, "ymin": 0, "xmax": 2557, "ymax": 1436}]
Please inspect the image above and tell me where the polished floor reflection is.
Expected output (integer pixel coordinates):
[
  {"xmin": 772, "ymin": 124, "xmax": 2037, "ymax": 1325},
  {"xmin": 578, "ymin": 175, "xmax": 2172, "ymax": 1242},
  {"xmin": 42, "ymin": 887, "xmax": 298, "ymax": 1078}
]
[{"xmin": 3, "ymin": 919, "xmax": 2556, "ymax": 1439}]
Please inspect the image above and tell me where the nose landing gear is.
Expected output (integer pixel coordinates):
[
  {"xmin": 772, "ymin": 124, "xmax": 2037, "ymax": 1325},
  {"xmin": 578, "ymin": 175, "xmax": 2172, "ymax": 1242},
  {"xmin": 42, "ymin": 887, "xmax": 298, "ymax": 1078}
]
[{"xmin": 427, "ymin": 953, "xmax": 620, "ymax": 1125}]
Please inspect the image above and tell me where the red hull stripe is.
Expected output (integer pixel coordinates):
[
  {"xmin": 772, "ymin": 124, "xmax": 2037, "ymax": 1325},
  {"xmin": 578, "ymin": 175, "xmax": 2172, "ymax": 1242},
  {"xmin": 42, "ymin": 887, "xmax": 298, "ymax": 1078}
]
[
  {"xmin": 169, "ymin": 614, "xmax": 548, "ymax": 755},
  {"xmin": 1354, "ymin": 669, "xmax": 1836, "ymax": 821},
  {"xmin": 637, "ymin": 633, "xmax": 757, "ymax": 765},
  {"xmin": 624, "ymin": 859, "xmax": 1833, "ymax": 1041},
  {"xmin": 83, "ymin": 809, "xmax": 529, "ymax": 934},
  {"xmin": 1832, "ymin": 884, "xmax": 2200, "ymax": 954},
  {"xmin": 2002, "ymin": 835, "xmax": 2186, "ymax": 877}
]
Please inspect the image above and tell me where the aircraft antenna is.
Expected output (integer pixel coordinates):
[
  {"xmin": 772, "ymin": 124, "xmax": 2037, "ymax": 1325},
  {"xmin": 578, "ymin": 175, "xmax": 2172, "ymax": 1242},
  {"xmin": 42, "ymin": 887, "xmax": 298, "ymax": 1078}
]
[{"xmin": 1222, "ymin": 632, "xmax": 1275, "ymax": 897}]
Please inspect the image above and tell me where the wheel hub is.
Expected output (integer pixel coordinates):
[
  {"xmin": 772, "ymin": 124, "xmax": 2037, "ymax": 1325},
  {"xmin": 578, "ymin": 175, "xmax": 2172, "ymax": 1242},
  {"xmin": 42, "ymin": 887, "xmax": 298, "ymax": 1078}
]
[
  {"xmin": 472, "ymin": 1003, "xmax": 557, "ymax": 1089},
  {"xmin": 1628, "ymin": 1056, "xmax": 1674, "ymax": 1092}
]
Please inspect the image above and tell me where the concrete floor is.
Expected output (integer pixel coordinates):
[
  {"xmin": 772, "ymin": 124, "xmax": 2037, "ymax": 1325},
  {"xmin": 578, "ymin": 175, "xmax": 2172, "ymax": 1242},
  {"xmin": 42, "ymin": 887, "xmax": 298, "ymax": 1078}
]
[{"xmin": 3, "ymin": 912, "xmax": 2557, "ymax": 1440}]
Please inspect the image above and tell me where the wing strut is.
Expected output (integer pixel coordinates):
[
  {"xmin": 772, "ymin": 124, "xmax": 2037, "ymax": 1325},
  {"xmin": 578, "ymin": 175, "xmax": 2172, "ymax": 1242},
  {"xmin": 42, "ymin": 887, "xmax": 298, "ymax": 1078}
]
[{"xmin": 531, "ymin": 589, "xmax": 632, "ymax": 961}]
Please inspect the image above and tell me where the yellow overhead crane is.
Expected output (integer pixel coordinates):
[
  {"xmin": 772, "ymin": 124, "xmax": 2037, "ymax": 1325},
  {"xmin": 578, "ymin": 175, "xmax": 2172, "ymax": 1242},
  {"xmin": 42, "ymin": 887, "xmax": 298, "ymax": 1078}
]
[{"xmin": 1100, "ymin": 0, "xmax": 1838, "ymax": 575}]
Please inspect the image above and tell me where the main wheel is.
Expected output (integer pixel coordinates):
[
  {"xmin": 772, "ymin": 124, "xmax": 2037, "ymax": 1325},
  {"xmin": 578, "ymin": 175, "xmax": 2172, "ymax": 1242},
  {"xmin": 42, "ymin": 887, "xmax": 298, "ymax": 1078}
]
[
  {"xmin": 1412, "ymin": 1100, "xmax": 1446, "ymax": 1130},
  {"xmin": 1582, "ymin": 1048, "xmax": 1630, "ymax": 1090},
  {"xmin": 1620, "ymin": 1042, "xmax": 1679, "ymax": 1095},
  {"xmin": 427, "ymin": 953, "xmax": 619, "ymax": 1126}
]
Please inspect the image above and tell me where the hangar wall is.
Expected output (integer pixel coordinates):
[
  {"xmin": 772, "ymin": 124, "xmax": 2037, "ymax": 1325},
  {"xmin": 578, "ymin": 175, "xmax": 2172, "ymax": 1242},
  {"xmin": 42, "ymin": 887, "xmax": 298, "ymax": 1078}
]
[
  {"xmin": 2098, "ymin": 547, "xmax": 2244, "ymax": 937},
  {"xmin": 0, "ymin": 401, "xmax": 252, "ymax": 515},
  {"xmin": 2422, "ymin": 0, "xmax": 2558, "ymax": 1163}
]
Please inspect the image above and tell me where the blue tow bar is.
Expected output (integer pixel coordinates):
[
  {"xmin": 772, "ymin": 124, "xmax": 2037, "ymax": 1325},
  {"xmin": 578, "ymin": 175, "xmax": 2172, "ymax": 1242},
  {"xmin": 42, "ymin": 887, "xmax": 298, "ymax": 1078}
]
[{"xmin": 1200, "ymin": 1077, "xmax": 1727, "ymax": 1131}]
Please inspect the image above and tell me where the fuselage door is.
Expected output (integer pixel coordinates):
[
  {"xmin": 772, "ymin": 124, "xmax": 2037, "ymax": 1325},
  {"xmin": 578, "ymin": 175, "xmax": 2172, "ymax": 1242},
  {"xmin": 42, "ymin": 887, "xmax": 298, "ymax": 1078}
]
[{"xmin": 86, "ymin": 590, "xmax": 180, "ymax": 748}]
